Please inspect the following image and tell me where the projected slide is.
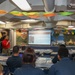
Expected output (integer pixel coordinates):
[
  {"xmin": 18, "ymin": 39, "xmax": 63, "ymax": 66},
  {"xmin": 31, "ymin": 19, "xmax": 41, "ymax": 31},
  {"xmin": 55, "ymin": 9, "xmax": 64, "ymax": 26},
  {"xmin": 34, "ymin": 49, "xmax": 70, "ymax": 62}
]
[{"xmin": 28, "ymin": 30, "xmax": 51, "ymax": 45}]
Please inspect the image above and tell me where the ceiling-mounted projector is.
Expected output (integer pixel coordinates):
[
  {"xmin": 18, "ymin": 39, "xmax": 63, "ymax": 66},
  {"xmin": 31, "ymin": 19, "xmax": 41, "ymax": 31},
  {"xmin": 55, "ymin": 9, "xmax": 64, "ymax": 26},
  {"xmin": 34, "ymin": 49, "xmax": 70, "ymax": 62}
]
[{"xmin": 55, "ymin": 0, "xmax": 75, "ymax": 12}]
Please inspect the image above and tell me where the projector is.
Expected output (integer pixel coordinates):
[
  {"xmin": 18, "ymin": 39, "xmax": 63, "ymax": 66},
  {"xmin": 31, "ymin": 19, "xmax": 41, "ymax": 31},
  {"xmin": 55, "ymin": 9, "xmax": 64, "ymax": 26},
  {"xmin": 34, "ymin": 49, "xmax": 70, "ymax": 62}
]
[
  {"xmin": 67, "ymin": 0, "xmax": 75, "ymax": 10},
  {"xmin": 55, "ymin": 0, "xmax": 75, "ymax": 12}
]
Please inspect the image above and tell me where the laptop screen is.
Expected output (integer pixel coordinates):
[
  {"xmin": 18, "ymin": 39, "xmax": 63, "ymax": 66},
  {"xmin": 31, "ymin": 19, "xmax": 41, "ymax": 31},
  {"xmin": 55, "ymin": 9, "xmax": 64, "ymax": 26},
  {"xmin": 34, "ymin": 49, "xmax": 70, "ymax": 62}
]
[{"xmin": 19, "ymin": 53, "xmax": 23, "ymax": 58}]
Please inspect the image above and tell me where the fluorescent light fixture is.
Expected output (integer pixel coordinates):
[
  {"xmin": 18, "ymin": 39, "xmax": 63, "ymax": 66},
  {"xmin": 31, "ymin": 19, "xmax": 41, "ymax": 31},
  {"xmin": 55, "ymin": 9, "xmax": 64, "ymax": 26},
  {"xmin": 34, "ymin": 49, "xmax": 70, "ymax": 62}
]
[
  {"xmin": 0, "ymin": 21, "xmax": 5, "ymax": 24},
  {"xmin": 66, "ymin": 27, "xmax": 75, "ymax": 30},
  {"xmin": 68, "ymin": 26, "xmax": 74, "ymax": 28},
  {"xmin": 10, "ymin": 0, "xmax": 32, "ymax": 11},
  {"xmin": 72, "ymin": 28, "xmax": 75, "ymax": 30},
  {"xmin": 21, "ymin": 19, "xmax": 40, "ymax": 23}
]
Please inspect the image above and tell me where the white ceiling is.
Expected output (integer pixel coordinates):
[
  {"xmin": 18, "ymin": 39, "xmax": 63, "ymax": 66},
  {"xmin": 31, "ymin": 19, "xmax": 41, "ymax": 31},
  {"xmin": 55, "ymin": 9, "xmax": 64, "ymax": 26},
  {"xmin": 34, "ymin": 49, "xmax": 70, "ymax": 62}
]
[
  {"xmin": 0, "ymin": 0, "xmax": 75, "ymax": 29},
  {"xmin": 27, "ymin": 0, "xmax": 43, "ymax": 6}
]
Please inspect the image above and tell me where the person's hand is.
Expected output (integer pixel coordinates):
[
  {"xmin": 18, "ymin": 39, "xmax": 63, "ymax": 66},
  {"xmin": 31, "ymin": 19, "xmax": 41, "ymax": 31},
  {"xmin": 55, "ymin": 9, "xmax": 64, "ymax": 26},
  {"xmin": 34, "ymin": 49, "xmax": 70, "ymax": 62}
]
[
  {"xmin": 6, "ymin": 41, "xmax": 10, "ymax": 45},
  {"xmin": 8, "ymin": 41, "xmax": 10, "ymax": 43}
]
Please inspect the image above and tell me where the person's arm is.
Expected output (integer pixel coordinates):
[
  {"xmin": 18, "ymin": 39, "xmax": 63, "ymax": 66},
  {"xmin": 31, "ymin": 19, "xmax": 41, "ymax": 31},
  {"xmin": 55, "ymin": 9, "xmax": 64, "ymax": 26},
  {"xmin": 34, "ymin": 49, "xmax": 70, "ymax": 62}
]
[
  {"xmin": 6, "ymin": 58, "xmax": 10, "ymax": 67},
  {"xmin": 14, "ymin": 69, "xmax": 21, "ymax": 75},
  {"xmin": 6, "ymin": 59, "xmax": 9, "ymax": 66},
  {"xmin": 52, "ymin": 55, "xmax": 59, "ymax": 64},
  {"xmin": 2, "ymin": 41, "xmax": 6, "ymax": 47},
  {"xmin": 48, "ymin": 65, "xmax": 55, "ymax": 75},
  {"xmin": 39, "ymin": 69, "xmax": 46, "ymax": 75},
  {"xmin": 6, "ymin": 40, "xmax": 10, "ymax": 45}
]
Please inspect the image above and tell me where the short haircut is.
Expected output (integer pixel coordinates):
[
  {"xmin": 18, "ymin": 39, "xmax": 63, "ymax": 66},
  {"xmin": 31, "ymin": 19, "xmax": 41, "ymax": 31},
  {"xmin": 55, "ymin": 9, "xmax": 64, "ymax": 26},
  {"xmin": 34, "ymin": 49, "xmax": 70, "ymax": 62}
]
[
  {"xmin": 59, "ymin": 44, "xmax": 66, "ymax": 48},
  {"xmin": 22, "ymin": 47, "xmax": 36, "ymax": 63},
  {"xmin": 58, "ymin": 47, "xmax": 69, "ymax": 58},
  {"xmin": 1, "ymin": 31, "xmax": 6, "ymax": 36},
  {"xmin": 13, "ymin": 45, "xmax": 20, "ymax": 54}
]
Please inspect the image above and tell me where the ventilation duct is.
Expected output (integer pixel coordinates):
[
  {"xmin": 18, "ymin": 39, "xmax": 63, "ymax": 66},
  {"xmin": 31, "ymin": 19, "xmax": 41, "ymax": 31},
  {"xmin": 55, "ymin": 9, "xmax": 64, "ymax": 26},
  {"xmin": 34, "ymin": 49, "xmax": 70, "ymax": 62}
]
[
  {"xmin": 43, "ymin": 0, "xmax": 55, "ymax": 12},
  {"xmin": 42, "ymin": 0, "xmax": 55, "ymax": 28}
]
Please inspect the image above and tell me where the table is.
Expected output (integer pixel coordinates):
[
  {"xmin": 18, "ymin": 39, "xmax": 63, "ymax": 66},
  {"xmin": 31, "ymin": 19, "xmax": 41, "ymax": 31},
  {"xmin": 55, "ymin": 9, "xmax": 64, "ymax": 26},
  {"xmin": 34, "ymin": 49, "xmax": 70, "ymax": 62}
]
[
  {"xmin": 36, "ymin": 57, "xmax": 53, "ymax": 68},
  {"xmin": 0, "ymin": 56, "xmax": 9, "ymax": 65}
]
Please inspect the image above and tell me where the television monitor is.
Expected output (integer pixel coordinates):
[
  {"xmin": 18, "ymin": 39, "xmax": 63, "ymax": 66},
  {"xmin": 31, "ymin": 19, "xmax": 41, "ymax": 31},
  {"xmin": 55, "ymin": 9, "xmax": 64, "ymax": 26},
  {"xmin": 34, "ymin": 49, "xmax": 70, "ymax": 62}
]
[
  {"xmin": 28, "ymin": 29, "xmax": 51, "ymax": 46},
  {"xmin": 19, "ymin": 53, "xmax": 23, "ymax": 58}
]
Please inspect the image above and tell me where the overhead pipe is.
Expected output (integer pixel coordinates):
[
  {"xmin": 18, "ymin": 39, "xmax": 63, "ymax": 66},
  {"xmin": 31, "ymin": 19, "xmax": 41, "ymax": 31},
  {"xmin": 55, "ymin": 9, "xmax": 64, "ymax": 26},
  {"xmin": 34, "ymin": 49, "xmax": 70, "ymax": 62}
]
[
  {"xmin": 42, "ymin": 0, "xmax": 55, "ymax": 12},
  {"xmin": 42, "ymin": 0, "xmax": 55, "ymax": 28}
]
